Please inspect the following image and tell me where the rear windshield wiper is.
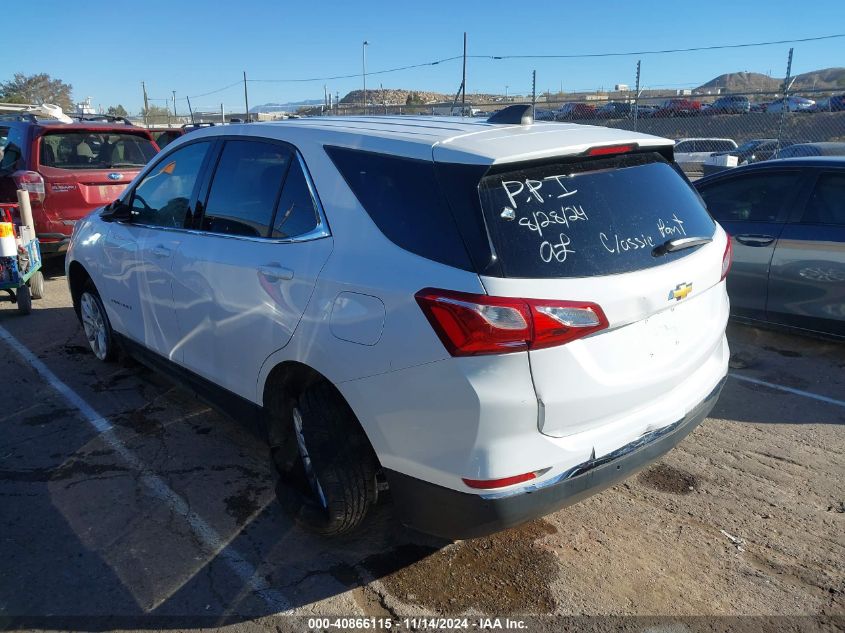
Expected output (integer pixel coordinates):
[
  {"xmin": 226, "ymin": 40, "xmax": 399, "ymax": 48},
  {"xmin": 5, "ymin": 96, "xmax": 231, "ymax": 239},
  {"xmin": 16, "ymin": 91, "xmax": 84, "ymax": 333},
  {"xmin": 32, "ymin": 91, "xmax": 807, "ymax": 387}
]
[
  {"xmin": 108, "ymin": 162, "xmax": 145, "ymax": 168},
  {"xmin": 652, "ymin": 236, "xmax": 712, "ymax": 257}
]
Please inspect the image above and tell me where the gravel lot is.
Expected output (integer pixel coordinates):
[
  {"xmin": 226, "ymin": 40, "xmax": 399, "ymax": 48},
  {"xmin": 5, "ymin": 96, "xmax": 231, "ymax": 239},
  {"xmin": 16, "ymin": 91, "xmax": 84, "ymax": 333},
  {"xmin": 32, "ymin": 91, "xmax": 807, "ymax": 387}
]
[{"xmin": 0, "ymin": 260, "xmax": 842, "ymax": 630}]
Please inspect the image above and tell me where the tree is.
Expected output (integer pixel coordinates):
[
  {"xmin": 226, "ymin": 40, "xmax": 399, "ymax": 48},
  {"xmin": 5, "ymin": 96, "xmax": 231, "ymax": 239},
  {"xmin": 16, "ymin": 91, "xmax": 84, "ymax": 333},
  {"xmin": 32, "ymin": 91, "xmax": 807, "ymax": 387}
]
[
  {"xmin": 142, "ymin": 105, "xmax": 172, "ymax": 125},
  {"xmin": 0, "ymin": 73, "xmax": 73, "ymax": 110},
  {"xmin": 106, "ymin": 104, "xmax": 128, "ymax": 118}
]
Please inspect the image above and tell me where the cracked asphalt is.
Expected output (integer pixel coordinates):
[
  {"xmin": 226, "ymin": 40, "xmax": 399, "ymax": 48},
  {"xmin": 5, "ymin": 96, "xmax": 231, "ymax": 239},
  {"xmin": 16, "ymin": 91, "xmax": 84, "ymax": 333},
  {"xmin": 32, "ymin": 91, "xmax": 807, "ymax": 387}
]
[{"xmin": 0, "ymin": 259, "xmax": 843, "ymax": 630}]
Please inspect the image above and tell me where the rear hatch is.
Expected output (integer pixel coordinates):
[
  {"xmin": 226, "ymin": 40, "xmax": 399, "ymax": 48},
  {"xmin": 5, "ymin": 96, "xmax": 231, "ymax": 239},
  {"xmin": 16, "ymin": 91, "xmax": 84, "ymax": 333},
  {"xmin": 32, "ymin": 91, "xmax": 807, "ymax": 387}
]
[
  {"xmin": 470, "ymin": 150, "xmax": 728, "ymax": 437},
  {"xmin": 37, "ymin": 127, "xmax": 157, "ymax": 228}
]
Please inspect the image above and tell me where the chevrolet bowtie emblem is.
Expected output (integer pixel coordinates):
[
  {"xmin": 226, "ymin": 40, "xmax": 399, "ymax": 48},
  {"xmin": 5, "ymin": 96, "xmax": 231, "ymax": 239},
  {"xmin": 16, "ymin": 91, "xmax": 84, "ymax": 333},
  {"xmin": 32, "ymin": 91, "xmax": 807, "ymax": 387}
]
[{"xmin": 668, "ymin": 282, "xmax": 693, "ymax": 301}]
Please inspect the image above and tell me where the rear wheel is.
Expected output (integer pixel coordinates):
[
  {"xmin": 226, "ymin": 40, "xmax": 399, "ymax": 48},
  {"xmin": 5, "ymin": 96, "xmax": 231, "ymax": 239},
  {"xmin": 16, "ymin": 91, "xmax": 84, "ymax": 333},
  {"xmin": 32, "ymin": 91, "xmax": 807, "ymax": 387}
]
[
  {"xmin": 16, "ymin": 285, "xmax": 31, "ymax": 315},
  {"xmin": 79, "ymin": 283, "xmax": 116, "ymax": 362},
  {"xmin": 29, "ymin": 271, "xmax": 45, "ymax": 300},
  {"xmin": 273, "ymin": 381, "xmax": 378, "ymax": 536}
]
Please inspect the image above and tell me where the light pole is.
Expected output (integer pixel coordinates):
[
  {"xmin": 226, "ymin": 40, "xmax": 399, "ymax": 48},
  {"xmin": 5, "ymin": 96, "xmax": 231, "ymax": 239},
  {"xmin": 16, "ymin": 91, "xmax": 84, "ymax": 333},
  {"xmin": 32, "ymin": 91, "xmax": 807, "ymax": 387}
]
[
  {"xmin": 362, "ymin": 40, "xmax": 369, "ymax": 115},
  {"xmin": 505, "ymin": 85, "xmax": 509, "ymax": 100}
]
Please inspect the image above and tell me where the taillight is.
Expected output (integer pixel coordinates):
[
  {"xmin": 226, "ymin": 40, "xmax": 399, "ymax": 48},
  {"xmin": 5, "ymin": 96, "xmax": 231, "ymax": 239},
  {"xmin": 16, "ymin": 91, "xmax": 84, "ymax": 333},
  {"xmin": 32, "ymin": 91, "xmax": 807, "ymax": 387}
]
[
  {"xmin": 721, "ymin": 234, "xmax": 733, "ymax": 281},
  {"xmin": 415, "ymin": 288, "xmax": 608, "ymax": 357},
  {"xmin": 12, "ymin": 171, "xmax": 46, "ymax": 204}
]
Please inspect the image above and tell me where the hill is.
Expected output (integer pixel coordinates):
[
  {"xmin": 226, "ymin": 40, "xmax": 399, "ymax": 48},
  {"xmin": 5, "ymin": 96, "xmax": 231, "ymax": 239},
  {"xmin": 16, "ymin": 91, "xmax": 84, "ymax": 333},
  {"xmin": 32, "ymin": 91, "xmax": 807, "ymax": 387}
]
[{"xmin": 696, "ymin": 67, "xmax": 845, "ymax": 93}]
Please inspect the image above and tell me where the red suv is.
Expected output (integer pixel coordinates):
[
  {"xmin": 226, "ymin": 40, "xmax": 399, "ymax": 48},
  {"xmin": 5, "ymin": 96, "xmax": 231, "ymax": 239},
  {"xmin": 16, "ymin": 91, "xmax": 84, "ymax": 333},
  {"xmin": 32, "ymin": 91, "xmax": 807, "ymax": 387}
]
[
  {"xmin": 654, "ymin": 99, "xmax": 702, "ymax": 118},
  {"xmin": 0, "ymin": 117, "xmax": 159, "ymax": 256}
]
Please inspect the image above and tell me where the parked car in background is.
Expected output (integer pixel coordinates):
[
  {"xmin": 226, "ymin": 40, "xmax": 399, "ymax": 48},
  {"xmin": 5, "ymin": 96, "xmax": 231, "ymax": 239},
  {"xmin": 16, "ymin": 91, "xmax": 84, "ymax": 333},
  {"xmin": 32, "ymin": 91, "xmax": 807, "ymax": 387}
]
[
  {"xmin": 766, "ymin": 96, "xmax": 816, "ymax": 113},
  {"xmin": 709, "ymin": 95, "xmax": 751, "ymax": 115},
  {"xmin": 695, "ymin": 157, "xmax": 845, "ymax": 338},
  {"xmin": 533, "ymin": 108, "xmax": 556, "ymax": 121},
  {"xmin": 148, "ymin": 127, "xmax": 184, "ymax": 149},
  {"xmin": 712, "ymin": 138, "xmax": 795, "ymax": 165},
  {"xmin": 750, "ymin": 102, "xmax": 768, "ymax": 113},
  {"xmin": 654, "ymin": 99, "xmax": 702, "ymax": 117},
  {"xmin": 776, "ymin": 142, "xmax": 845, "ymax": 159},
  {"xmin": 809, "ymin": 94, "xmax": 845, "ymax": 113},
  {"xmin": 633, "ymin": 104, "xmax": 659, "ymax": 118},
  {"xmin": 0, "ymin": 113, "xmax": 158, "ymax": 256},
  {"xmin": 594, "ymin": 102, "xmax": 633, "ymax": 119},
  {"xmin": 66, "ymin": 112, "xmax": 730, "ymax": 538},
  {"xmin": 554, "ymin": 103, "xmax": 596, "ymax": 121},
  {"xmin": 674, "ymin": 138, "xmax": 738, "ymax": 168}
]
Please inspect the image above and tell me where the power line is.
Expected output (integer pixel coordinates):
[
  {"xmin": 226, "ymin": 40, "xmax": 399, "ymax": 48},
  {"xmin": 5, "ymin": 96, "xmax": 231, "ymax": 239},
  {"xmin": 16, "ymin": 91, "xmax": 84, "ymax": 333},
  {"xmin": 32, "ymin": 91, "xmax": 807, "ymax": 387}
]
[
  {"xmin": 145, "ymin": 32, "xmax": 844, "ymax": 105},
  {"xmin": 470, "ymin": 33, "xmax": 845, "ymax": 60},
  {"xmin": 249, "ymin": 55, "xmax": 463, "ymax": 83}
]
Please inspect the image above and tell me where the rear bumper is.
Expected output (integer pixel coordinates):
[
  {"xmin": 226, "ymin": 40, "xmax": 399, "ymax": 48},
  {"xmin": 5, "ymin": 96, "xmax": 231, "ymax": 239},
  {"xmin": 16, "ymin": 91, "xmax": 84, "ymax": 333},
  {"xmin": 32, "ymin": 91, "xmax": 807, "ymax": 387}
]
[
  {"xmin": 386, "ymin": 378, "xmax": 725, "ymax": 540},
  {"xmin": 36, "ymin": 234, "xmax": 70, "ymax": 256}
]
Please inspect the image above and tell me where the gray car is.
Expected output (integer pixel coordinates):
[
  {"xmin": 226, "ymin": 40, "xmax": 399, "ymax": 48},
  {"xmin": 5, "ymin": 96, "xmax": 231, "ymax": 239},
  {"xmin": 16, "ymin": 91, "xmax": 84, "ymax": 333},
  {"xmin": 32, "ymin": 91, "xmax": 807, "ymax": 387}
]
[{"xmin": 695, "ymin": 157, "xmax": 845, "ymax": 338}]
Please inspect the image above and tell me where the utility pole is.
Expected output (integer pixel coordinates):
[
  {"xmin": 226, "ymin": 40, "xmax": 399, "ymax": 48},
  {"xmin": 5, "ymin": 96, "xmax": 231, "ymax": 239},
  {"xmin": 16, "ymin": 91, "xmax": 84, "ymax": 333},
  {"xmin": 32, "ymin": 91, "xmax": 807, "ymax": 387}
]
[
  {"xmin": 380, "ymin": 83, "xmax": 385, "ymax": 115},
  {"xmin": 221, "ymin": 103, "xmax": 225, "ymax": 125},
  {"xmin": 141, "ymin": 81, "xmax": 149, "ymax": 126},
  {"xmin": 461, "ymin": 32, "xmax": 467, "ymax": 115},
  {"xmin": 776, "ymin": 48, "xmax": 794, "ymax": 157},
  {"xmin": 243, "ymin": 71, "xmax": 250, "ymax": 122},
  {"xmin": 362, "ymin": 40, "xmax": 369, "ymax": 114},
  {"xmin": 324, "ymin": 84, "xmax": 328, "ymax": 115},
  {"xmin": 336, "ymin": 91, "xmax": 340, "ymax": 116},
  {"xmin": 505, "ymin": 85, "xmax": 509, "ymax": 100},
  {"xmin": 186, "ymin": 95, "xmax": 195, "ymax": 124},
  {"xmin": 531, "ymin": 70, "xmax": 536, "ymax": 118},
  {"xmin": 172, "ymin": 90, "xmax": 177, "ymax": 119},
  {"xmin": 633, "ymin": 59, "xmax": 641, "ymax": 131}
]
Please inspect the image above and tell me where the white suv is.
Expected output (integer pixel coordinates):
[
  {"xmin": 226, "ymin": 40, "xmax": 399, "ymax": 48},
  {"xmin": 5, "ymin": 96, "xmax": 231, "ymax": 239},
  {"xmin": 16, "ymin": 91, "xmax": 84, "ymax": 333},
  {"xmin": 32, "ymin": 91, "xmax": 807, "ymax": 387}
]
[{"xmin": 66, "ymin": 107, "xmax": 731, "ymax": 538}]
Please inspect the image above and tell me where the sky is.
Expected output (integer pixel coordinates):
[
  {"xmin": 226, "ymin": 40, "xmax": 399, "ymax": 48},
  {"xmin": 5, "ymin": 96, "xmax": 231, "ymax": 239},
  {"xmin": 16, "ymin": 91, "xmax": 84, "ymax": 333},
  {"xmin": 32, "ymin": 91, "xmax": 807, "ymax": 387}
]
[{"xmin": 1, "ymin": 1, "xmax": 843, "ymax": 114}]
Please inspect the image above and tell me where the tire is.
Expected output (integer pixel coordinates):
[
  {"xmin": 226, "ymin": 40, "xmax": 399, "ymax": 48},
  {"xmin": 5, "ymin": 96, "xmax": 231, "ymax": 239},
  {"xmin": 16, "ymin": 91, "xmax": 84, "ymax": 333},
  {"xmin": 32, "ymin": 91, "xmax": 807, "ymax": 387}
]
[
  {"xmin": 273, "ymin": 381, "xmax": 378, "ymax": 536},
  {"xmin": 29, "ymin": 271, "xmax": 45, "ymax": 300},
  {"xmin": 16, "ymin": 284, "xmax": 31, "ymax": 315},
  {"xmin": 79, "ymin": 282, "xmax": 116, "ymax": 362}
]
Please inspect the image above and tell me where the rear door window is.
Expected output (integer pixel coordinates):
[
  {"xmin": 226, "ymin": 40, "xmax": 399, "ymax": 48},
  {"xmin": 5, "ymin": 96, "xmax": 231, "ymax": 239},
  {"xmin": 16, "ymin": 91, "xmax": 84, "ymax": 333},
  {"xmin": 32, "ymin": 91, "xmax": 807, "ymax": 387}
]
[
  {"xmin": 201, "ymin": 140, "xmax": 292, "ymax": 237},
  {"xmin": 478, "ymin": 152, "xmax": 716, "ymax": 278},
  {"xmin": 130, "ymin": 141, "xmax": 211, "ymax": 228},
  {"xmin": 39, "ymin": 131, "xmax": 157, "ymax": 169},
  {"xmin": 698, "ymin": 172, "xmax": 802, "ymax": 224}
]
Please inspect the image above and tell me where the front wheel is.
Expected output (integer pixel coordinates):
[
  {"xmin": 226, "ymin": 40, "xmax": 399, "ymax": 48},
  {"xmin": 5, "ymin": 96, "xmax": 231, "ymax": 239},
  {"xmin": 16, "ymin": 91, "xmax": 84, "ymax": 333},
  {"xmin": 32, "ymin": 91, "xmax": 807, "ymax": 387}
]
[
  {"xmin": 273, "ymin": 381, "xmax": 378, "ymax": 536},
  {"xmin": 79, "ymin": 284, "xmax": 116, "ymax": 361}
]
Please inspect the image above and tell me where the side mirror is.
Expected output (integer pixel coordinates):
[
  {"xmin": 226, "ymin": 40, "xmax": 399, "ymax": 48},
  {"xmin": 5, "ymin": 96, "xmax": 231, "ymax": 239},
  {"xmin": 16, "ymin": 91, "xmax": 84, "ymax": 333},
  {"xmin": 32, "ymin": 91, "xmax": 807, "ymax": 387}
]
[{"xmin": 101, "ymin": 199, "xmax": 132, "ymax": 222}]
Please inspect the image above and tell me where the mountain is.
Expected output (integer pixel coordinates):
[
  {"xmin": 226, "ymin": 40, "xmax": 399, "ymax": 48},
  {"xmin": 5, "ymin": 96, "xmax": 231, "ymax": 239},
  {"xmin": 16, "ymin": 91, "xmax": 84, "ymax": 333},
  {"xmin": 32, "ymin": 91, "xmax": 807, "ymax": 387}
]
[{"xmin": 696, "ymin": 67, "xmax": 845, "ymax": 93}]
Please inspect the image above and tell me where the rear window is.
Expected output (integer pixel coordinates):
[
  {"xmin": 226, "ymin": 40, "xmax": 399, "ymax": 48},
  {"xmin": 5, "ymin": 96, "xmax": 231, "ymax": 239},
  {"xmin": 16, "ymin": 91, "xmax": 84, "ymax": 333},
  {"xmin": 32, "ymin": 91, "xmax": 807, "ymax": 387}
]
[
  {"xmin": 39, "ymin": 131, "xmax": 156, "ymax": 170},
  {"xmin": 479, "ymin": 152, "xmax": 716, "ymax": 278}
]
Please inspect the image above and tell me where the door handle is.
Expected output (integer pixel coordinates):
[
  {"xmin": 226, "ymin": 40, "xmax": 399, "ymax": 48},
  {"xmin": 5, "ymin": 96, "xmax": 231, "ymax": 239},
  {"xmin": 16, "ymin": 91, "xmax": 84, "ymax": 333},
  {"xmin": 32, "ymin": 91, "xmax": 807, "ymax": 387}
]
[
  {"xmin": 258, "ymin": 264, "xmax": 294, "ymax": 282},
  {"xmin": 735, "ymin": 234, "xmax": 775, "ymax": 247},
  {"xmin": 151, "ymin": 245, "xmax": 171, "ymax": 258}
]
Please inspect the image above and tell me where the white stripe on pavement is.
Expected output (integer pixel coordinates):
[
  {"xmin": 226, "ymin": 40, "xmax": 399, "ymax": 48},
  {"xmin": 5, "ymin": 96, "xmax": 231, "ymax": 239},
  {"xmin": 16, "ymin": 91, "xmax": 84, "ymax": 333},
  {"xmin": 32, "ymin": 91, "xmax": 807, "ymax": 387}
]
[
  {"xmin": 730, "ymin": 372, "xmax": 845, "ymax": 409},
  {"xmin": 0, "ymin": 325, "xmax": 292, "ymax": 614}
]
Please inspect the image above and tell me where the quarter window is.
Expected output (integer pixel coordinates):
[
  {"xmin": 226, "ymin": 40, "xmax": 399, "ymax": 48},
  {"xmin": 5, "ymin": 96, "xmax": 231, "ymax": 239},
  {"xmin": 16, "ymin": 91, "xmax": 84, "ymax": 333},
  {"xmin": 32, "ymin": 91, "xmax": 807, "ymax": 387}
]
[
  {"xmin": 202, "ymin": 140, "xmax": 292, "ymax": 237},
  {"xmin": 698, "ymin": 172, "xmax": 802, "ymax": 223},
  {"xmin": 802, "ymin": 174, "xmax": 845, "ymax": 226},
  {"xmin": 130, "ymin": 141, "xmax": 210, "ymax": 228}
]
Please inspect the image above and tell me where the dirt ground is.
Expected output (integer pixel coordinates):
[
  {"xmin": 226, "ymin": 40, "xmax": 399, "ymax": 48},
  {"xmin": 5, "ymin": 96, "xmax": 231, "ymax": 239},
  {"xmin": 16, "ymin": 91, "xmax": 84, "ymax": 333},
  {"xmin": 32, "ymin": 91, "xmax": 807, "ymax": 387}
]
[{"xmin": 0, "ymin": 260, "xmax": 842, "ymax": 631}]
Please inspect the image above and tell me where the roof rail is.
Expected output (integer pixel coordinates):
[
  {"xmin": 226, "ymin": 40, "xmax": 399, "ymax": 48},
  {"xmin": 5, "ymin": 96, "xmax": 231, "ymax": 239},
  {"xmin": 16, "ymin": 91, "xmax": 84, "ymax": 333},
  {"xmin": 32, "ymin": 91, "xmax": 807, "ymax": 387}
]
[
  {"xmin": 72, "ymin": 114, "xmax": 135, "ymax": 126},
  {"xmin": 0, "ymin": 102, "xmax": 73, "ymax": 124}
]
